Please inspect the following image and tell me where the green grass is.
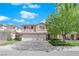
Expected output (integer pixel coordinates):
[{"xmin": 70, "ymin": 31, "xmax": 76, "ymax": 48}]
[
  {"xmin": 66, "ymin": 40, "xmax": 79, "ymax": 46},
  {"xmin": 48, "ymin": 39, "xmax": 79, "ymax": 46},
  {"xmin": 0, "ymin": 40, "xmax": 17, "ymax": 46}
]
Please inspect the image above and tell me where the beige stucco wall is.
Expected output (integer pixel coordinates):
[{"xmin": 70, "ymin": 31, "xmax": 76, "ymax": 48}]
[
  {"xmin": 11, "ymin": 33, "xmax": 16, "ymax": 39},
  {"xmin": 36, "ymin": 24, "xmax": 47, "ymax": 33}
]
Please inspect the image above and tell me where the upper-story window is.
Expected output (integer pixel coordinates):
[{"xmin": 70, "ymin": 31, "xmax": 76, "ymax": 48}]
[
  {"xmin": 39, "ymin": 26, "xmax": 44, "ymax": 30},
  {"xmin": 31, "ymin": 26, "xmax": 33, "ymax": 29},
  {"xmin": 24, "ymin": 26, "xmax": 33, "ymax": 29},
  {"xmin": 24, "ymin": 26, "xmax": 26, "ymax": 29}
]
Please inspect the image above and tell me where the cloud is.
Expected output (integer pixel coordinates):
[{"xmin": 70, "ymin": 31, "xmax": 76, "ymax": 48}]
[
  {"xmin": 0, "ymin": 16, "xmax": 10, "ymax": 21},
  {"xmin": 20, "ymin": 11, "xmax": 38, "ymax": 19},
  {"xmin": 22, "ymin": 4, "xmax": 40, "ymax": 9},
  {"xmin": 10, "ymin": 3, "xmax": 22, "ymax": 5},
  {"xmin": 13, "ymin": 19, "xmax": 25, "ymax": 22},
  {"xmin": 40, "ymin": 19, "xmax": 46, "ymax": 23},
  {"xmin": 22, "ymin": 5, "xmax": 27, "ymax": 8},
  {"xmin": 28, "ymin": 4, "xmax": 40, "ymax": 8}
]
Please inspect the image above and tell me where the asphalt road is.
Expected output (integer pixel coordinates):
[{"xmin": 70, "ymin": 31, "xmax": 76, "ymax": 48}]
[{"xmin": 0, "ymin": 48, "xmax": 79, "ymax": 56}]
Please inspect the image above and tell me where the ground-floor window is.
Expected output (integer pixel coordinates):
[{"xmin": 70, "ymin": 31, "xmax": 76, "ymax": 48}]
[
  {"xmin": 71, "ymin": 34, "xmax": 74, "ymax": 40},
  {"xmin": 76, "ymin": 34, "xmax": 79, "ymax": 40}
]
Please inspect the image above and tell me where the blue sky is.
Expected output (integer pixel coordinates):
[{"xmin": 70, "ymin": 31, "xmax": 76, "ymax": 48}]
[{"xmin": 0, "ymin": 3, "xmax": 56, "ymax": 26}]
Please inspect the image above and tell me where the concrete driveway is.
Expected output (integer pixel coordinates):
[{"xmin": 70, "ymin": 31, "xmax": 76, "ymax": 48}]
[{"xmin": 0, "ymin": 40, "xmax": 79, "ymax": 56}]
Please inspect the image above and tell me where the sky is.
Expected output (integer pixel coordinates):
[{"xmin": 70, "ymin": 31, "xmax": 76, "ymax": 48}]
[{"xmin": 0, "ymin": 3, "xmax": 57, "ymax": 26}]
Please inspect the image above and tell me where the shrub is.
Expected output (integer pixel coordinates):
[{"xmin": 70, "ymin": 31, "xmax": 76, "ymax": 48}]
[
  {"xmin": 14, "ymin": 35, "xmax": 21, "ymax": 41},
  {"xmin": 48, "ymin": 39, "xmax": 70, "ymax": 46},
  {"xmin": 7, "ymin": 38, "xmax": 12, "ymax": 41},
  {"xmin": 14, "ymin": 37, "xmax": 21, "ymax": 41}
]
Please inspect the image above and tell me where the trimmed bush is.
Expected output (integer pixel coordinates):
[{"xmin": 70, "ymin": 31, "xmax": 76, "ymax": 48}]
[
  {"xmin": 14, "ymin": 34, "xmax": 21, "ymax": 41},
  {"xmin": 14, "ymin": 37, "xmax": 21, "ymax": 41},
  {"xmin": 7, "ymin": 38, "xmax": 12, "ymax": 41},
  {"xmin": 48, "ymin": 39, "xmax": 70, "ymax": 46}
]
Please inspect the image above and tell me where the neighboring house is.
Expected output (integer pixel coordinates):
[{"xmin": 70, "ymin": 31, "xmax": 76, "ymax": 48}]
[
  {"xmin": 0, "ymin": 24, "xmax": 16, "ymax": 31},
  {"xmin": 0, "ymin": 24, "xmax": 7, "ymax": 31},
  {"xmin": 65, "ymin": 32, "xmax": 79, "ymax": 40},
  {"xmin": 0, "ymin": 24, "xmax": 16, "ymax": 40},
  {"xmin": 56, "ymin": 32, "xmax": 79, "ymax": 40}
]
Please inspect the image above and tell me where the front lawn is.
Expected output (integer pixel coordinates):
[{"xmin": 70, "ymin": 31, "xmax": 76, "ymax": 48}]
[
  {"xmin": 66, "ymin": 40, "xmax": 79, "ymax": 46},
  {"xmin": 48, "ymin": 39, "xmax": 79, "ymax": 46},
  {"xmin": 0, "ymin": 40, "xmax": 18, "ymax": 46}
]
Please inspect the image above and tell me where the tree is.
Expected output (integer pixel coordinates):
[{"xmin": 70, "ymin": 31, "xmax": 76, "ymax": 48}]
[
  {"xmin": 45, "ymin": 3, "xmax": 79, "ymax": 40},
  {"xmin": 45, "ymin": 14, "xmax": 61, "ymax": 38}
]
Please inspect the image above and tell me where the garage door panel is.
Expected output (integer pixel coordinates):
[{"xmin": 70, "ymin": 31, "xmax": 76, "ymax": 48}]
[
  {"xmin": 21, "ymin": 34, "xmax": 47, "ymax": 41},
  {"xmin": 22, "ymin": 38, "xmax": 33, "ymax": 41}
]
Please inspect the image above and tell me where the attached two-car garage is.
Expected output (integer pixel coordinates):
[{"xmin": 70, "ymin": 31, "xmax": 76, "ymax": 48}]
[{"xmin": 20, "ymin": 33, "xmax": 48, "ymax": 41}]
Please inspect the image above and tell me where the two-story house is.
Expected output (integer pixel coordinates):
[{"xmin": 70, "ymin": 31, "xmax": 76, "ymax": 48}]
[{"xmin": 18, "ymin": 23, "xmax": 48, "ymax": 41}]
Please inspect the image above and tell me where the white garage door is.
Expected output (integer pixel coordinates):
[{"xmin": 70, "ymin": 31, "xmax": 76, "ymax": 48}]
[
  {"xmin": 22, "ymin": 37, "xmax": 33, "ymax": 41},
  {"xmin": 21, "ymin": 35, "xmax": 37, "ymax": 41},
  {"xmin": 21, "ymin": 34, "xmax": 47, "ymax": 41}
]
